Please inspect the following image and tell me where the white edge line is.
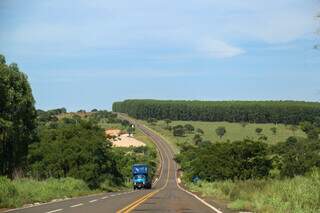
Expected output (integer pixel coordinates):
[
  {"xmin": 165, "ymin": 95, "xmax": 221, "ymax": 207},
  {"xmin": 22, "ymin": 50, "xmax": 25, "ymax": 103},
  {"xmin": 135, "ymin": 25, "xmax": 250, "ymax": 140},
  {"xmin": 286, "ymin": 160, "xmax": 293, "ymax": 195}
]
[
  {"xmin": 70, "ymin": 203, "xmax": 83, "ymax": 208},
  {"xmin": 46, "ymin": 209, "xmax": 63, "ymax": 213},
  {"xmin": 89, "ymin": 199, "xmax": 98, "ymax": 203},
  {"xmin": 174, "ymin": 159, "xmax": 223, "ymax": 213},
  {"xmin": 4, "ymin": 192, "xmax": 106, "ymax": 212},
  {"xmin": 101, "ymin": 196, "xmax": 109, "ymax": 199},
  {"xmin": 127, "ymin": 117, "xmax": 223, "ymax": 213}
]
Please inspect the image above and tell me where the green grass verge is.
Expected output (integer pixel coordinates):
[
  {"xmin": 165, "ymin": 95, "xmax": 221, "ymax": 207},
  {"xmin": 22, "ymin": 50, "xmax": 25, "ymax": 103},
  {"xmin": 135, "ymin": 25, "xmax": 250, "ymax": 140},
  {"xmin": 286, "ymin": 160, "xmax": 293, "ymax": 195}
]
[
  {"xmin": 144, "ymin": 120, "xmax": 305, "ymax": 146},
  {"xmin": 185, "ymin": 169, "xmax": 320, "ymax": 213},
  {"xmin": 0, "ymin": 177, "xmax": 97, "ymax": 208}
]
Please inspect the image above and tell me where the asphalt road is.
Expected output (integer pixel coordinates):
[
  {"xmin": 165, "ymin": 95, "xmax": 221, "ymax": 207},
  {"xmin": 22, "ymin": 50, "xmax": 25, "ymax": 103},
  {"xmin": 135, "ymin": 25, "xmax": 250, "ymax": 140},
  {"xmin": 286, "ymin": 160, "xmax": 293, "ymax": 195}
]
[{"xmin": 6, "ymin": 117, "xmax": 231, "ymax": 213}]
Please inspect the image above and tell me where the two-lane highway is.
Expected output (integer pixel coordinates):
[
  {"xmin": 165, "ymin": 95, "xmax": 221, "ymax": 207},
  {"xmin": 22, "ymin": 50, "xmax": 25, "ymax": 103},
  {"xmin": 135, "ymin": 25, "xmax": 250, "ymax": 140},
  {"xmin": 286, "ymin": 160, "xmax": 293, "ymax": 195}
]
[{"xmin": 6, "ymin": 117, "xmax": 230, "ymax": 213}]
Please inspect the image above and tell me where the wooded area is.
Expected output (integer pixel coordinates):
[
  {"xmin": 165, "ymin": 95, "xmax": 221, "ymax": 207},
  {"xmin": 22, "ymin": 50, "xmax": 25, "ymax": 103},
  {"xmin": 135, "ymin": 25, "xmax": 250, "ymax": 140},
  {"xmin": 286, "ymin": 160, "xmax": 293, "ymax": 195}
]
[{"xmin": 113, "ymin": 99, "xmax": 320, "ymax": 124}]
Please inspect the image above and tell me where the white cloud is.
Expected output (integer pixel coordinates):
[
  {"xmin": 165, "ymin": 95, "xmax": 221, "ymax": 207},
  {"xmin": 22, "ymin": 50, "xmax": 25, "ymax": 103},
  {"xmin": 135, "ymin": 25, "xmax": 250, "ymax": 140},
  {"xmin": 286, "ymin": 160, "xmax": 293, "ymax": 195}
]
[{"xmin": 197, "ymin": 39, "xmax": 245, "ymax": 58}]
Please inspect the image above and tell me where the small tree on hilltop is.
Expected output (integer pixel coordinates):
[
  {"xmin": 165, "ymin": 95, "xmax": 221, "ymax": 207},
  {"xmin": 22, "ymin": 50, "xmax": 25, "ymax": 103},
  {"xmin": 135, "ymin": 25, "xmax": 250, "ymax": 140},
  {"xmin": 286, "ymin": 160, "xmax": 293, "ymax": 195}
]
[
  {"xmin": 255, "ymin": 128, "xmax": 263, "ymax": 135},
  {"xmin": 196, "ymin": 128, "xmax": 204, "ymax": 135},
  {"xmin": 215, "ymin": 126, "xmax": 226, "ymax": 139},
  {"xmin": 270, "ymin": 127, "xmax": 277, "ymax": 135},
  {"xmin": 240, "ymin": 121, "xmax": 248, "ymax": 128},
  {"xmin": 184, "ymin": 124, "xmax": 195, "ymax": 133},
  {"xmin": 164, "ymin": 119, "xmax": 172, "ymax": 127},
  {"xmin": 173, "ymin": 125, "xmax": 185, "ymax": 137}
]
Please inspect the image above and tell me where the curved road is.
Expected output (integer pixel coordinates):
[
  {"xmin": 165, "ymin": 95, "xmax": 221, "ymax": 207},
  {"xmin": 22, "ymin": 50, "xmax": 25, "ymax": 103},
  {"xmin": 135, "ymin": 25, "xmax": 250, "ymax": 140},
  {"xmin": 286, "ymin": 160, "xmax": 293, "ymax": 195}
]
[{"xmin": 6, "ymin": 118, "xmax": 230, "ymax": 213}]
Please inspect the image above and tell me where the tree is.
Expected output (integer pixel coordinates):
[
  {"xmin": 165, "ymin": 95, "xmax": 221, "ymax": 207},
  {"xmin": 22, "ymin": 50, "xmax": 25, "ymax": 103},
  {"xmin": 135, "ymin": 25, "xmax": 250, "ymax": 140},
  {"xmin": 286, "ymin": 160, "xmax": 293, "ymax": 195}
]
[
  {"xmin": 164, "ymin": 119, "xmax": 172, "ymax": 128},
  {"xmin": 91, "ymin": 109, "xmax": 98, "ymax": 112},
  {"xmin": 240, "ymin": 122, "xmax": 248, "ymax": 128},
  {"xmin": 270, "ymin": 127, "xmax": 277, "ymax": 135},
  {"xmin": 307, "ymin": 129, "xmax": 319, "ymax": 140},
  {"xmin": 184, "ymin": 124, "xmax": 194, "ymax": 133},
  {"xmin": 0, "ymin": 55, "xmax": 37, "ymax": 177},
  {"xmin": 215, "ymin": 126, "xmax": 226, "ymax": 139},
  {"xmin": 28, "ymin": 120, "xmax": 123, "ymax": 188},
  {"xmin": 173, "ymin": 125, "xmax": 185, "ymax": 137},
  {"xmin": 300, "ymin": 121, "xmax": 314, "ymax": 134},
  {"xmin": 255, "ymin": 128, "xmax": 263, "ymax": 135},
  {"xmin": 196, "ymin": 128, "xmax": 204, "ymax": 135},
  {"xmin": 193, "ymin": 134, "xmax": 203, "ymax": 145}
]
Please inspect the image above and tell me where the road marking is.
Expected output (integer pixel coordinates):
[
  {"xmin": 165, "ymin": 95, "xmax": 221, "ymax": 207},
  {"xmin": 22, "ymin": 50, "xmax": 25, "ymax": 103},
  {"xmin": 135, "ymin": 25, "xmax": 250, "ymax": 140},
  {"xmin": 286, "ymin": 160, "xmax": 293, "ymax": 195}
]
[
  {"xmin": 116, "ymin": 129, "xmax": 170, "ymax": 213},
  {"xmin": 140, "ymin": 119, "xmax": 223, "ymax": 213},
  {"xmin": 101, "ymin": 196, "xmax": 109, "ymax": 199},
  {"xmin": 70, "ymin": 203, "xmax": 83, "ymax": 208},
  {"xmin": 89, "ymin": 199, "xmax": 98, "ymax": 203},
  {"xmin": 110, "ymin": 194, "xmax": 116, "ymax": 197},
  {"xmin": 46, "ymin": 209, "xmax": 63, "ymax": 213}
]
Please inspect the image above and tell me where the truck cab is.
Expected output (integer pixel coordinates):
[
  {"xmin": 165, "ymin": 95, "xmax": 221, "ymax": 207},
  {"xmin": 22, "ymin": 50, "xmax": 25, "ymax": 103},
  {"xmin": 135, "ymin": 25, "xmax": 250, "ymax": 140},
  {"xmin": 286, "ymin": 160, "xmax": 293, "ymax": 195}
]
[{"xmin": 132, "ymin": 164, "xmax": 152, "ymax": 190}]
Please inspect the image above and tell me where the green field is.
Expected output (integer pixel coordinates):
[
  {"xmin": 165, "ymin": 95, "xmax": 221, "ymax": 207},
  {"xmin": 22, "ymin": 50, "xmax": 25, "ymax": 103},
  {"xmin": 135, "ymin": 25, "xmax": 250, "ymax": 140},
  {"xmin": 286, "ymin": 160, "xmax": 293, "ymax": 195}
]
[{"xmin": 143, "ymin": 120, "xmax": 306, "ymax": 147}]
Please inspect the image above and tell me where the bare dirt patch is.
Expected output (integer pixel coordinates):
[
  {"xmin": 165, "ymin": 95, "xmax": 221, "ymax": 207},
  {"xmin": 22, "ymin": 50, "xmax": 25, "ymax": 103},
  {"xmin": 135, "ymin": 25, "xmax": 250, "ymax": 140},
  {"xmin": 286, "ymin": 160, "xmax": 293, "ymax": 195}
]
[{"xmin": 112, "ymin": 134, "xmax": 146, "ymax": 147}]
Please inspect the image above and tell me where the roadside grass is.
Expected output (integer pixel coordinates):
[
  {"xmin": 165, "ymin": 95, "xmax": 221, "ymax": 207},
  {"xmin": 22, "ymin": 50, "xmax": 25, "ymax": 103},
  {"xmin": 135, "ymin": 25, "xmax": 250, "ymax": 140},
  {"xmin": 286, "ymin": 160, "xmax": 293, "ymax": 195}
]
[
  {"xmin": 185, "ymin": 169, "xmax": 320, "ymax": 213},
  {"xmin": 0, "ymin": 177, "xmax": 95, "ymax": 208},
  {"xmin": 143, "ymin": 120, "xmax": 305, "ymax": 146}
]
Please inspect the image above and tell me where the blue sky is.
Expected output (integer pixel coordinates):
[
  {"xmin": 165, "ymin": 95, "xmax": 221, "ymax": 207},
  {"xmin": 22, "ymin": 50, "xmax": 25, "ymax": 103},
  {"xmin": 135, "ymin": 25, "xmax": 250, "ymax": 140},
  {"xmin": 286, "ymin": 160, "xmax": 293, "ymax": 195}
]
[{"xmin": 0, "ymin": 0, "xmax": 319, "ymax": 111}]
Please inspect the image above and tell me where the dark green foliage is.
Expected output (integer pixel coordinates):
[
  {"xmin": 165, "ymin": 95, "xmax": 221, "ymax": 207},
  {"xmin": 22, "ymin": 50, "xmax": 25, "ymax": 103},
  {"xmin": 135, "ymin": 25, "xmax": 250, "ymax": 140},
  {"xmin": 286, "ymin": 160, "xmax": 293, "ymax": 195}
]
[
  {"xmin": 113, "ymin": 99, "xmax": 320, "ymax": 124},
  {"xmin": 184, "ymin": 124, "xmax": 195, "ymax": 133},
  {"xmin": 255, "ymin": 128, "xmax": 263, "ymax": 134},
  {"xmin": 299, "ymin": 121, "xmax": 320, "ymax": 140},
  {"xmin": 147, "ymin": 118, "xmax": 158, "ymax": 125},
  {"xmin": 193, "ymin": 134, "xmax": 203, "ymax": 145},
  {"xmin": 270, "ymin": 127, "xmax": 277, "ymax": 135},
  {"xmin": 176, "ymin": 140, "xmax": 272, "ymax": 181},
  {"xmin": 271, "ymin": 137, "xmax": 320, "ymax": 178},
  {"xmin": 195, "ymin": 128, "xmax": 204, "ymax": 135},
  {"xmin": 37, "ymin": 108, "xmax": 66, "ymax": 123},
  {"xmin": 215, "ymin": 126, "xmax": 226, "ymax": 139},
  {"xmin": 0, "ymin": 55, "xmax": 37, "ymax": 177},
  {"xmin": 164, "ymin": 119, "xmax": 172, "ymax": 127},
  {"xmin": 172, "ymin": 125, "xmax": 185, "ymax": 137},
  {"xmin": 89, "ymin": 110, "xmax": 119, "ymax": 124},
  {"xmin": 28, "ymin": 120, "xmax": 123, "ymax": 188}
]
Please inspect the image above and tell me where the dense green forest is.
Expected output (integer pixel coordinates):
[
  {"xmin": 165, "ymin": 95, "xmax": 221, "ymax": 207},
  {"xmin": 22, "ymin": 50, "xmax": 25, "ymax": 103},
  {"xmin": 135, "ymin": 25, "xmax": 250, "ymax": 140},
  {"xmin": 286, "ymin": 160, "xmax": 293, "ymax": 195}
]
[
  {"xmin": 113, "ymin": 99, "xmax": 320, "ymax": 124},
  {"xmin": 0, "ymin": 55, "xmax": 37, "ymax": 177}
]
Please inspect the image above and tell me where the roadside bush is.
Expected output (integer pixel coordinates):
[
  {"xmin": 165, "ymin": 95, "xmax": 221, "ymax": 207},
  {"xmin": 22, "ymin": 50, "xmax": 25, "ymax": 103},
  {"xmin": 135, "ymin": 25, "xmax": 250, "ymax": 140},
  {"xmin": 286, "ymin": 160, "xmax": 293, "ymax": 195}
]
[
  {"xmin": 271, "ymin": 137, "xmax": 320, "ymax": 178},
  {"xmin": 178, "ymin": 140, "xmax": 272, "ymax": 181},
  {"xmin": 28, "ymin": 120, "xmax": 123, "ymax": 188}
]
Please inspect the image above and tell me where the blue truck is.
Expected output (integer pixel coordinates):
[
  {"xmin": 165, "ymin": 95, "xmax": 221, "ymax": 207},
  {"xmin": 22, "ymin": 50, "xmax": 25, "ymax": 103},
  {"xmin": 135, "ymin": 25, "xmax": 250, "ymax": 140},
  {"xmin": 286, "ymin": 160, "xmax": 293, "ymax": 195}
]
[{"xmin": 132, "ymin": 164, "xmax": 152, "ymax": 190}]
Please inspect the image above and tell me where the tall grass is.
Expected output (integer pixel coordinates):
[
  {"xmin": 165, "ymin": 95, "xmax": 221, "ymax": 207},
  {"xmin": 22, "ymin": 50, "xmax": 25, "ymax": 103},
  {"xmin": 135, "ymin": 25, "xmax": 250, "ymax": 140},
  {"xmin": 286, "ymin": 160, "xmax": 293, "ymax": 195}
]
[
  {"xmin": 0, "ymin": 177, "xmax": 93, "ymax": 208},
  {"xmin": 185, "ymin": 169, "xmax": 320, "ymax": 213}
]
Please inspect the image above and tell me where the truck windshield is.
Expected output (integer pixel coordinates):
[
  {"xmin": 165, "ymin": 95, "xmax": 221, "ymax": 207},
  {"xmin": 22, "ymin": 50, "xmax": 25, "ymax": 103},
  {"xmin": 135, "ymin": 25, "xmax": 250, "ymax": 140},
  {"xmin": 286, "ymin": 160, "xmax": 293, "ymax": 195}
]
[{"xmin": 134, "ymin": 174, "xmax": 145, "ymax": 179}]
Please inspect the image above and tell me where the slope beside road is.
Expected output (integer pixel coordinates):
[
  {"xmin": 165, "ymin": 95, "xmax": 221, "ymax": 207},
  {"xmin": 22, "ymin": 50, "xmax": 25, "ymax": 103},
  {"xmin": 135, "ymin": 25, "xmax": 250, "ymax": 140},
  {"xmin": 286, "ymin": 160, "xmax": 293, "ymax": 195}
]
[{"xmin": 5, "ymin": 116, "xmax": 233, "ymax": 213}]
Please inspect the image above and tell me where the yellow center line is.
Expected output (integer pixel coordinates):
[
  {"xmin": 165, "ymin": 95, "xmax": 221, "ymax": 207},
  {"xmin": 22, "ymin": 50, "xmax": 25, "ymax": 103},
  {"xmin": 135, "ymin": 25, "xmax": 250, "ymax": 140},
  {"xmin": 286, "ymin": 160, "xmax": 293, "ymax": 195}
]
[{"xmin": 116, "ymin": 129, "xmax": 170, "ymax": 213}]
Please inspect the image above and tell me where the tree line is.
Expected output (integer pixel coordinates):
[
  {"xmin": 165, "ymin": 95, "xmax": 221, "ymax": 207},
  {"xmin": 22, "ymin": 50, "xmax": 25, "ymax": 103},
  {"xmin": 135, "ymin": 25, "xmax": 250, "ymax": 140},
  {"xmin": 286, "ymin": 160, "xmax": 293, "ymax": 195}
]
[{"xmin": 113, "ymin": 99, "xmax": 320, "ymax": 124}]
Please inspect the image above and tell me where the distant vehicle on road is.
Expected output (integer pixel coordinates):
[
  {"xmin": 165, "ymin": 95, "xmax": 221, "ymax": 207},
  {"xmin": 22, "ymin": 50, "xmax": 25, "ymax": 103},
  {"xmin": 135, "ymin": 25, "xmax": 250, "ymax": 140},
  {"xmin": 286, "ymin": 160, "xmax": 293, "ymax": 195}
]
[{"xmin": 132, "ymin": 164, "xmax": 152, "ymax": 190}]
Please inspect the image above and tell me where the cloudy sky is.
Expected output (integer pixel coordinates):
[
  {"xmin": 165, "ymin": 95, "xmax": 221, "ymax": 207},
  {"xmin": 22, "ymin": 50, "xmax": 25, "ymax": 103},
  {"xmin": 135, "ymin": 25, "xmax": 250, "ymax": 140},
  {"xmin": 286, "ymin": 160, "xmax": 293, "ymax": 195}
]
[{"xmin": 0, "ymin": 0, "xmax": 319, "ymax": 111}]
